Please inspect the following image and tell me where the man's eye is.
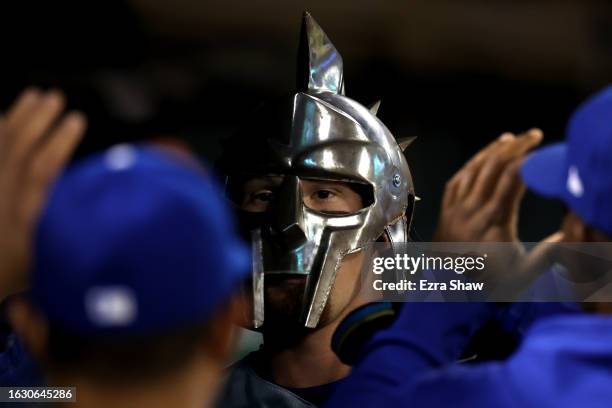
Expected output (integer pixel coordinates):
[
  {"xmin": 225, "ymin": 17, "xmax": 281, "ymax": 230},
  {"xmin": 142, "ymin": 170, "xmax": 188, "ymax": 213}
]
[
  {"xmin": 253, "ymin": 191, "xmax": 274, "ymax": 202},
  {"xmin": 314, "ymin": 190, "xmax": 335, "ymax": 200}
]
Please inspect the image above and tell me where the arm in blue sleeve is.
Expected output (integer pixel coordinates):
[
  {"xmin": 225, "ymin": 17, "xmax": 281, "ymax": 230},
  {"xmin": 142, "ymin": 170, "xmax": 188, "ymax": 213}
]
[
  {"xmin": 325, "ymin": 302, "xmax": 496, "ymax": 408},
  {"xmin": 393, "ymin": 362, "xmax": 516, "ymax": 408},
  {"xmin": 496, "ymin": 266, "xmax": 583, "ymax": 337}
]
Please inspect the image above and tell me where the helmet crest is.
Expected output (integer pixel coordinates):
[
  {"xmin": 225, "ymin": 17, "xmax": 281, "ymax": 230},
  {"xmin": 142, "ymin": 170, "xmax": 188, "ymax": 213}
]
[{"xmin": 297, "ymin": 12, "xmax": 344, "ymax": 95}]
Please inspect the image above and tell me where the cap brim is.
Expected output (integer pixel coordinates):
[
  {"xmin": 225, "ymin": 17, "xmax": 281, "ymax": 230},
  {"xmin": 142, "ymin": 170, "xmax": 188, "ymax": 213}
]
[{"xmin": 520, "ymin": 143, "xmax": 568, "ymax": 199}]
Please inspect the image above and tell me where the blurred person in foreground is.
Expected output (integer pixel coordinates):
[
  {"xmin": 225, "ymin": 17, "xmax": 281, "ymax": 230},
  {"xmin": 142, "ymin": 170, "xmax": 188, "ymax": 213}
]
[
  {"xmin": 214, "ymin": 12, "xmax": 417, "ymax": 407},
  {"xmin": 0, "ymin": 90, "xmax": 251, "ymax": 407},
  {"xmin": 325, "ymin": 85, "xmax": 612, "ymax": 407}
]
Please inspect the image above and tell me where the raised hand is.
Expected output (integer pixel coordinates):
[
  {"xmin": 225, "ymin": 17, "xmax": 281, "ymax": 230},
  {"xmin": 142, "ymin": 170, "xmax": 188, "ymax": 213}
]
[
  {"xmin": 0, "ymin": 88, "xmax": 86, "ymax": 300},
  {"xmin": 434, "ymin": 129, "xmax": 543, "ymax": 243}
]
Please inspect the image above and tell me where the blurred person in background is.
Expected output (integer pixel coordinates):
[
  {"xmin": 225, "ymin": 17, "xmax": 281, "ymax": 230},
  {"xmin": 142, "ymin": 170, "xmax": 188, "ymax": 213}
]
[
  {"xmin": 214, "ymin": 12, "xmax": 417, "ymax": 407},
  {"xmin": 325, "ymin": 85, "xmax": 612, "ymax": 408}
]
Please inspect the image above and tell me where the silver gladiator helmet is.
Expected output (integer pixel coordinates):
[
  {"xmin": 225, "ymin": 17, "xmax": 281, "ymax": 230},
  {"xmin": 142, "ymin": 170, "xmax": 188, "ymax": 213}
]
[{"xmin": 217, "ymin": 12, "xmax": 416, "ymax": 329}]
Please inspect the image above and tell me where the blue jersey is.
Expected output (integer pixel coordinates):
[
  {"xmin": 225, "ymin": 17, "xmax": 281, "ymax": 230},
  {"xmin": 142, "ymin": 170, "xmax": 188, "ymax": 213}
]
[{"xmin": 326, "ymin": 303, "xmax": 611, "ymax": 408}]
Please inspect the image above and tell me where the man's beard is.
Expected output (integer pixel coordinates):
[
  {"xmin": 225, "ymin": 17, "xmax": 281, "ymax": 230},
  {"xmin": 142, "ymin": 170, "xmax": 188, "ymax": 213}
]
[{"xmin": 261, "ymin": 274, "xmax": 330, "ymax": 347}]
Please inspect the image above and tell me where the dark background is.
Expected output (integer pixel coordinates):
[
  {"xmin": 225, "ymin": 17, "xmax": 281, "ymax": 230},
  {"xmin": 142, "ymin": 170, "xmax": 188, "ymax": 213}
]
[{"xmin": 2, "ymin": 0, "xmax": 612, "ymax": 241}]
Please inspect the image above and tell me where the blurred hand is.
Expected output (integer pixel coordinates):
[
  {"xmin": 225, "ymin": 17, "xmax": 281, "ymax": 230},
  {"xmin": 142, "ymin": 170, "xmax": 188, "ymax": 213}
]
[
  {"xmin": 0, "ymin": 89, "xmax": 86, "ymax": 300},
  {"xmin": 434, "ymin": 129, "xmax": 543, "ymax": 244}
]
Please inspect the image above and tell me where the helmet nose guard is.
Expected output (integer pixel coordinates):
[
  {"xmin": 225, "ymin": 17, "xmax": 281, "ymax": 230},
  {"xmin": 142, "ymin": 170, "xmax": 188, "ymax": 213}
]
[{"xmin": 269, "ymin": 176, "xmax": 307, "ymax": 250}]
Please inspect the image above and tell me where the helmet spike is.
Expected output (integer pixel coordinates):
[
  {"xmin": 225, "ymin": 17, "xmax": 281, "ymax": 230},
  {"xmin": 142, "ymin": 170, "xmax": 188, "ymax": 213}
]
[
  {"xmin": 368, "ymin": 100, "xmax": 382, "ymax": 116},
  {"xmin": 297, "ymin": 11, "xmax": 344, "ymax": 94},
  {"xmin": 398, "ymin": 136, "xmax": 417, "ymax": 151}
]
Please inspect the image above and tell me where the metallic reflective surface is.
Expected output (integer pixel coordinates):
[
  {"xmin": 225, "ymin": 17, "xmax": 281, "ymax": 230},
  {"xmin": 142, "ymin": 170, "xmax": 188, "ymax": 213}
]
[
  {"xmin": 298, "ymin": 11, "xmax": 344, "ymax": 95},
  {"xmin": 217, "ymin": 12, "xmax": 416, "ymax": 328},
  {"xmin": 251, "ymin": 229, "xmax": 265, "ymax": 328}
]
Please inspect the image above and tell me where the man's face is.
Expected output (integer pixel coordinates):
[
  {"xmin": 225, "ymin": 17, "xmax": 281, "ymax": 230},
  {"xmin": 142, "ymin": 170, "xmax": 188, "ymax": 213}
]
[{"xmin": 237, "ymin": 176, "xmax": 366, "ymax": 331}]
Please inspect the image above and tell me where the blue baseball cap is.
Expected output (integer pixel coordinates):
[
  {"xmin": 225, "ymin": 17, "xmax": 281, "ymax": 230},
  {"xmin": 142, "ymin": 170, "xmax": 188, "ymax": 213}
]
[
  {"xmin": 521, "ymin": 85, "xmax": 612, "ymax": 237},
  {"xmin": 31, "ymin": 144, "xmax": 250, "ymax": 335}
]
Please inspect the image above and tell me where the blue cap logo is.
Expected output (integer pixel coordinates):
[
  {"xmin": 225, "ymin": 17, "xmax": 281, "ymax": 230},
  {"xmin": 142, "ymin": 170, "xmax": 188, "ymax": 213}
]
[
  {"xmin": 566, "ymin": 166, "xmax": 584, "ymax": 198},
  {"xmin": 85, "ymin": 286, "xmax": 138, "ymax": 327},
  {"xmin": 104, "ymin": 144, "xmax": 137, "ymax": 172}
]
